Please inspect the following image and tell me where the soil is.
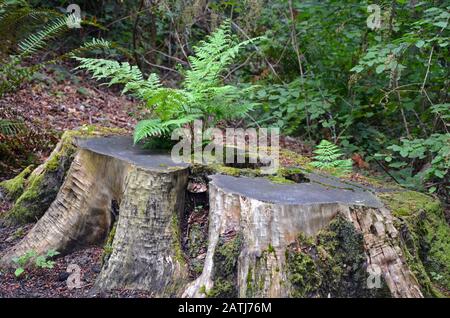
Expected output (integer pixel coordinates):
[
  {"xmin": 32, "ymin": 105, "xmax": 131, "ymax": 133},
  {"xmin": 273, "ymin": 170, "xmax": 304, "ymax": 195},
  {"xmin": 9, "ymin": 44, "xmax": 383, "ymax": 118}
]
[{"xmin": 0, "ymin": 222, "xmax": 153, "ymax": 298}]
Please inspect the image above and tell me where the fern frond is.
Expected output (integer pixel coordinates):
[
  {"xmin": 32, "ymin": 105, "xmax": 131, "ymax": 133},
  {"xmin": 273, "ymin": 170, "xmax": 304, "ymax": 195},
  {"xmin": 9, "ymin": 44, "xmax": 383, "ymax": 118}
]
[
  {"xmin": 134, "ymin": 115, "xmax": 200, "ymax": 144},
  {"xmin": 0, "ymin": 120, "xmax": 24, "ymax": 136},
  {"xmin": 18, "ymin": 15, "xmax": 69, "ymax": 56},
  {"xmin": 311, "ymin": 140, "xmax": 352, "ymax": 174}
]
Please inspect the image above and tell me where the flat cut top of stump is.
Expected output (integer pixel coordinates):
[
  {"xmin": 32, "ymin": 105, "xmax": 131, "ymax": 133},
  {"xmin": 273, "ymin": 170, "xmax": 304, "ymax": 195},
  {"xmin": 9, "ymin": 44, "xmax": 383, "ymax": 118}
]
[
  {"xmin": 210, "ymin": 174, "xmax": 383, "ymax": 208},
  {"xmin": 77, "ymin": 136, "xmax": 189, "ymax": 171},
  {"xmin": 77, "ymin": 136, "xmax": 382, "ymax": 208}
]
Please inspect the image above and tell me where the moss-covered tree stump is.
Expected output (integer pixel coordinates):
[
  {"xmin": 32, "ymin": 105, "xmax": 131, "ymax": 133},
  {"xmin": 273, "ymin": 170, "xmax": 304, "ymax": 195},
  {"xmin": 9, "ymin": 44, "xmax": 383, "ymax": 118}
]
[
  {"xmin": 1, "ymin": 131, "xmax": 448, "ymax": 298},
  {"xmin": 0, "ymin": 125, "xmax": 126, "ymax": 225},
  {"xmin": 1, "ymin": 135, "xmax": 189, "ymax": 296},
  {"xmin": 182, "ymin": 174, "xmax": 424, "ymax": 298}
]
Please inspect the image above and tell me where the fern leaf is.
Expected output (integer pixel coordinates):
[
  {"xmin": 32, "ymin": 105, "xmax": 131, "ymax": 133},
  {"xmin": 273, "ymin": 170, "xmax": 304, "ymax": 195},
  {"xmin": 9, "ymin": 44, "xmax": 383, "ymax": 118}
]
[{"xmin": 18, "ymin": 16, "xmax": 69, "ymax": 56}]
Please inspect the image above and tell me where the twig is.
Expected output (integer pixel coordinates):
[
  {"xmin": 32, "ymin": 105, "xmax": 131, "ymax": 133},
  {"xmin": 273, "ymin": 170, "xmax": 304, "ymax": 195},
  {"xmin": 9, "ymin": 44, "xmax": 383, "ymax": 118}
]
[
  {"xmin": 227, "ymin": 18, "xmax": 283, "ymax": 83},
  {"xmin": 373, "ymin": 158, "xmax": 401, "ymax": 185},
  {"xmin": 224, "ymin": 52, "xmax": 255, "ymax": 80},
  {"xmin": 132, "ymin": 0, "xmax": 145, "ymax": 73},
  {"xmin": 421, "ymin": 46, "xmax": 434, "ymax": 93},
  {"xmin": 288, "ymin": 0, "xmax": 311, "ymax": 139},
  {"xmin": 163, "ymin": 2, "xmax": 191, "ymax": 68}
]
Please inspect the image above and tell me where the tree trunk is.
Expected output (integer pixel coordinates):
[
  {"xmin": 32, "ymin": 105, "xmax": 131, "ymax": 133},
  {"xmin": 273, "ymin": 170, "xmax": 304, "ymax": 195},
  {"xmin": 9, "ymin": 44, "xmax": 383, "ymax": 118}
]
[
  {"xmin": 1, "ymin": 135, "xmax": 189, "ymax": 296},
  {"xmin": 182, "ymin": 174, "xmax": 423, "ymax": 298}
]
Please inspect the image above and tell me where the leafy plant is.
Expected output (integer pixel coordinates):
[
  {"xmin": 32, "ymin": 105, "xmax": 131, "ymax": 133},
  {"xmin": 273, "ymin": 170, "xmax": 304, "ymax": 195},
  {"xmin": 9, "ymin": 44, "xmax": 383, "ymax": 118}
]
[
  {"xmin": 380, "ymin": 133, "xmax": 449, "ymax": 193},
  {"xmin": 11, "ymin": 249, "xmax": 60, "ymax": 277},
  {"xmin": 0, "ymin": 120, "xmax": 24, "ymax": 136},
  {"xmin": 311, "ymin": 140, "xmax": 352, "ymax": 175},
  {"xmin": 12, "ymin": 249, "xmax": 37, "ymax": 277},
  {"xmin": 74, "ymin": 20, "xmax": 261, "ymax": 144},
  {"xmin": 35, "ymin": 249, "xmax": 60, "ymax": 269}
]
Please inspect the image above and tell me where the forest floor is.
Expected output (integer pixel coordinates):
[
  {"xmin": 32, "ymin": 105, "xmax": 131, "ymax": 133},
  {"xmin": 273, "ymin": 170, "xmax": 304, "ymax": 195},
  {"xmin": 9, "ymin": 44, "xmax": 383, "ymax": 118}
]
[
  {"xmin": 0, "ymin": 221, "xmax": 153, "ymax": 298},
  {"xmin": 0, "ymin": 64, "xmax": 137, "ymax": 181}
]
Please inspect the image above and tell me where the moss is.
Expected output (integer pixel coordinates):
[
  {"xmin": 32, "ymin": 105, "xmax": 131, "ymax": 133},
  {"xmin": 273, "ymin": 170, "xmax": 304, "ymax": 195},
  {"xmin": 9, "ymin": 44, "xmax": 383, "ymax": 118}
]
[
  {"xmin": 380, "ymin": 191, "xmax": 450, "ymax": 296},
  {"xmin": 199, "ymin": 285, "xmax": 207, "ymax": 296},
  {"xmin": 286, "ymin": 215, "xmax": 391, "ymax": 298},
  {"xmin": 380, "ymin": 191, "xmax": 441, "ymax": 218},
  {"xmin": 246, "ymin": 267, "xmax": 254, "ymax": 296},
  {"xmin": 2, "ymin": 125, "xmax": 127, "ymax": 225},
  {"xmin": 6, "ymin": 172, "xmax": 45, "ymax": 224},
  {"xmin": 279, "ymin": 149, "xmax": 311, "ymax": 167},
  {"xmin": 171, "ymin": 213, "xmax": 186, "ymax": 266},
  {"xmin": 286, "ymin": 248, "xmax": 322, "ymax": 297},
  {"xmin": 267, "ymin": 175, "xmax": 295, "ymax": 184},
  {"xmin": 0, "ymin": 165, "xmax": 33, "ymax": 200},
  {"xmin": 102, "ymin": 222, "xmax": 117, "ymax": 265},
  {"xmin": 205, "ymin": 279, "xmax": 235, "ymax": 298},
  {"xmin": 207, "ymin": 232, "xmax": 242, "ymax": 298}
]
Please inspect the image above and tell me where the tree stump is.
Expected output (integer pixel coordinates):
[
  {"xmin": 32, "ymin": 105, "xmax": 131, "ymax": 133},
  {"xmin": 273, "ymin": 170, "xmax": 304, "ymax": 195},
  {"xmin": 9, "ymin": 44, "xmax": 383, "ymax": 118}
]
[
  {"xmin": 0, "ymin": 126, "xmax": 125, "ymax": 224},
  {"xmin": 182, "ymin": 174, "xmax": 423, "ymax": 298},
  {"xmin": 1, "ymin": 130, "xmax": 447, "ymax": 298},
  {"xmin": 1, "ymin": 135, "xmax": 190, "ymax": 296}
]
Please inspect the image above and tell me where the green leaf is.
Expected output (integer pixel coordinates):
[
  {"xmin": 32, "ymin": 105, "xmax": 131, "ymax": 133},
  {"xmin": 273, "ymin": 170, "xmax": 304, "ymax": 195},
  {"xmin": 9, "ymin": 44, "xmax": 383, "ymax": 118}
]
[
  {"xmin": 433, "ymin": 21, "xmax": 448, "ymax": 28},
  {"xmin": 375, "ymin": 64, "xmax": 385, "ymax": 74},
  {"xmin": 14, "ymin": 267, "xmax": 25, "ymax": 277},
  {"xmin": 415, "ymin": 40, "xmax": 425, "ymax": 48}
]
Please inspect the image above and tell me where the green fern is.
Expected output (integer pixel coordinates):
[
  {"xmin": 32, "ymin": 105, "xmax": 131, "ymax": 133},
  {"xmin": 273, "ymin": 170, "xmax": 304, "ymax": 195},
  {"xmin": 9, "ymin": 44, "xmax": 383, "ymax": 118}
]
[
  {"xmin": 18, "ymin": 16, "xmax": 70, "ymax": 56},
  {"xmin": 133, "ymin": 115, "xmax": 199, "ymax": 144},
  {"xmin": 74, "ymin": 20, "xmax": 261, "ymax": 144},
  {"xmin": 0, "ymin": 120, "xmax": 24, "ymax": 136},
  {"xmin": 0, "ymin": 1, "xmax": 108, "ymax": 97},
  {"xmin": 311, "ymin": 140, "xmax": 353, "ymax": 174}
]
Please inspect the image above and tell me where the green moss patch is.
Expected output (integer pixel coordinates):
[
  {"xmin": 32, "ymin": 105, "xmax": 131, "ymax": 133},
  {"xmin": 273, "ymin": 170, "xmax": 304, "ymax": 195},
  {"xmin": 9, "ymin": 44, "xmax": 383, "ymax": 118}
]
[
  {"xmin": 286, "ymin": 215, "xmax": 391, "ymax": 298},
  {"xmin": 206, "ymin": 232, "xmax": 242, "ymax": 298},
  {"xmin": 102, "ymin": 222, "xmax": 117, "ymax": 265},
  {"xmin": 381, "ymin": 191, "xmax": 450, "ymax": 296},
  {"xmin": 0, "ymin": 165, "xmax": 33, "ymax": 200},
  {"xmin": 171, "ymin": 213, "xmax": 187, "ymax": 267}
]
